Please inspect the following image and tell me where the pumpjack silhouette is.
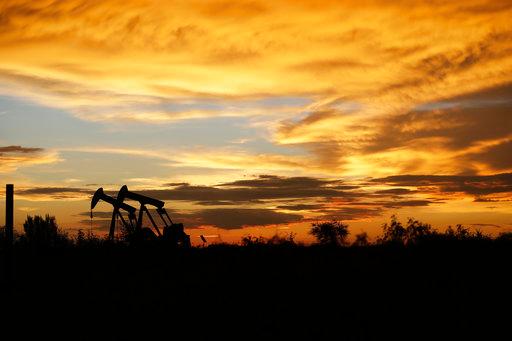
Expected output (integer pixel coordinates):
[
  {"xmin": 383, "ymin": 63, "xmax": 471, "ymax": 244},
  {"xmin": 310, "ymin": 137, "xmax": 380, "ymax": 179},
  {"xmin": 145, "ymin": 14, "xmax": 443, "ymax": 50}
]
[{"xmin": 91, "ymin": 185, "xmax": 190, "ymax": 247}]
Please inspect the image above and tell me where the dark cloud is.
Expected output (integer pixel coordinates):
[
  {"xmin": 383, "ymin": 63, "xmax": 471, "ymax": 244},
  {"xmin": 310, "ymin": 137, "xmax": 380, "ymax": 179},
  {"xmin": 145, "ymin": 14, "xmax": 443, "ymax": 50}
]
[
  {"xmin": 381, "ymin": 200, "xmax": 435, "ymax": 208},
  {"xmin": 163, "ymin": 182, "xmax": 189, "ymax": 187},
  {"xmin": 314, "ymin": 207, "xmax": 383, "ymax": 221},
  {"xmin": 194, "ymin": 200, "xmax": 242, "ymax": 206},
  {"xmin": 18, "ymin": 187, "xmax": 92, "ymax": 195},
  {"xmin": 372, "ymin": 173, "xmax": 512, "ymax": 196},
  {"xmin": 365, "ymin": 105, "xmax": 512, "ymax": 154},
  {"xmin": 275, "ymin": 83, "xmax": 512, "ymax": 175},
  {"xmin": 473, "ymin": 197, "xmax": 511, "ymax": 203},
  {"xmin": 218, "ymin": 174, "xmax": 353, "ymax": 189},
  {"xmin": 361, "ymin": 83, "xmax": 512, "ymax": 174},
  {"xmin": 127, "ymin": 175, "xmax": 361, "ymax": 202},
  {"xmin": 466, "ymin": 140, "xmax": 512, "ymax": 171},
  {"xmin": 17, "ymin": 187, "xmax": 93, "ymax": 199},
  {"xmin": 275, "ymin": 204, "xmax": 325, "ymax": 211},
  {"xmin": 0, "ymin": 144, "xmax": 49, "ymax": 168},
  {"xmin": 190, "ymin": 208, "xmax": 302, "ymax": 230},
  {"xmin": 14, "ymin": 175, "xmax": 362, "ymax": 205},
  {"xmin": 0, "ymin": 145, "xmax": 43, "ymax": 154},
  {"xmin": 78, "ymin": 211, "xmax": 112, "ymax": 219},
  {"xmin": 375, "ymin": 188, "xmax": 415, "ymax": 195}
]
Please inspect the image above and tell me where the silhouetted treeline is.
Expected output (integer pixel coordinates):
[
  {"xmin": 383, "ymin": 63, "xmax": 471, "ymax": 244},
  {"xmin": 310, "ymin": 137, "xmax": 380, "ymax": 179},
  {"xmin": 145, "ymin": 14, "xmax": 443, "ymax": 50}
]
[
  {"xmin": 1, "ymin": 214, "xmax": 510, "ymax": 249},
  {"xmin": 1, "ymin": 215, "xmax": 512, "ymax": 340}
]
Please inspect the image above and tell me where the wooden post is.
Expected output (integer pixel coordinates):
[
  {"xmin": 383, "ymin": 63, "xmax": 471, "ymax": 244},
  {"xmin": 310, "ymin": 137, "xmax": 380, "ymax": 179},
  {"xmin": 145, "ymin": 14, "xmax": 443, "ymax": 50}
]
[
  {"xmin": 3, "ymin": 184, "xmax": 14, "ymax": 288},
  {"xmin": 5, "ymin": 184, "xmax": 14, "ymax": 246}
]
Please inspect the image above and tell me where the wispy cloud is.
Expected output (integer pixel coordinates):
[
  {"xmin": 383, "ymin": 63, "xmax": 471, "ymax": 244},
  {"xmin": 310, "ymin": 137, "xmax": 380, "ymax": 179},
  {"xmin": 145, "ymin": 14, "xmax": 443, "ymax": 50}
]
[{"xmin": 0, "ymin": 145, "xmax": 60, "ymax": 173}]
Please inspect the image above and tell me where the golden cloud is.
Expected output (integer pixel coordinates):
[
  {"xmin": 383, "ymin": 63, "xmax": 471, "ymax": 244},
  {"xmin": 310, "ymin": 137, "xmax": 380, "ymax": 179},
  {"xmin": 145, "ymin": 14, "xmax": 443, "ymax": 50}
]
[
  {"xmin": 0, "ymin": 1, "xmax": 509, "ymax": 115},
  {"xmin": 1, "ymin": 0, "xmax": 511, "ymax": 177},
  {"xmin": 0, "ymin": 145, "xmax": 60, "ymax": 173}
]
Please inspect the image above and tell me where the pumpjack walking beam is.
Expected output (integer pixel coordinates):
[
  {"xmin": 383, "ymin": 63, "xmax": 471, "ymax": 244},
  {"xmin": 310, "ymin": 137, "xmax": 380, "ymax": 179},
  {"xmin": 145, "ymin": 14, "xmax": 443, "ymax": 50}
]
[
  {"xmin": 91, "ymin": 187, "xmax": 137, "ymax": 240},
  {"xmin": 116, "ymin": 185, "xmax": 173, "ymax": 236}
]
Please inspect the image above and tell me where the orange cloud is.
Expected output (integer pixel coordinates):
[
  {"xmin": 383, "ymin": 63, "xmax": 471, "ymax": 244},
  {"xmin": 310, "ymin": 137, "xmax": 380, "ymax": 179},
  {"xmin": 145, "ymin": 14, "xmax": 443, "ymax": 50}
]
[
  {"xmin": 0, "ymin": 145, "xmax": 60, "ymax": 173},
  {"xmin": 0, "ymin": 0, "xmax": 511, "ymax": 178},
  {"xmin": 0, "ymin": 1, "xmax": 510, "ymax": 118}
]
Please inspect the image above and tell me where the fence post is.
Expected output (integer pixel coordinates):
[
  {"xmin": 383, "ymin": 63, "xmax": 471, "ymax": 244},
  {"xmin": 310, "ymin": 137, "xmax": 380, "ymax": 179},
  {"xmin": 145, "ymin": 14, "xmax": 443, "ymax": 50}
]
[
  {"xmin": 5, "ymin": 184, "xmax": 14, "ymax": 246},
  {"xmin": 3, "ymin": 184, "xmax": 14, "ymax": 288}
]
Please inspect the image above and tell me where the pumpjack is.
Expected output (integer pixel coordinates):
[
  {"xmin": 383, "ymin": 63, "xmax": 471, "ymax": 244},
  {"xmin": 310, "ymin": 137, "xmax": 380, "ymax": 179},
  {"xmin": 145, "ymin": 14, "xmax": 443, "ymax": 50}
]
[
  {"xmin": 90, "ymin": 185, "xmax": 190, "ymax": 247},
  {"xmin": 91, "ymin": 187, "xmax": 138, "ymax": 239}
]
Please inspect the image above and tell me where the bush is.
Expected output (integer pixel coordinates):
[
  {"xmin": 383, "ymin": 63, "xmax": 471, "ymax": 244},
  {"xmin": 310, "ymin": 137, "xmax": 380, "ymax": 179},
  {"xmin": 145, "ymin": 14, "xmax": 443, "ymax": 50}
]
[
  {"xmin": 379, "ymin": 215, "xmax": 434, "ymax": 245},
  {"xmin": 22, "ymin": 214, "xmax": 71, "ymax": 248},
  {"xmin": 445, "ymin": 224, "xmax": 471, "ymax": 240},
  {"xmin": 75, "ymin": 229, "xmax": 106, "ymax": 248},
  {"xmin": 310, "ymin": 220, "xmax": 349, "ymax": 246},
  {"xmin": 496, "ymin": 232, "xmax": 512, "ymax": 242},
  {"xmin": 266, "ymin": 233, "xmax": 297, "ymax": 246},
  {"xmin": 241, "ymin": 235, "xmax": 267, "ymax": 246},
  {"xmin": 352, "ymin": 232, "xmax": 369, "ymax": 247}
]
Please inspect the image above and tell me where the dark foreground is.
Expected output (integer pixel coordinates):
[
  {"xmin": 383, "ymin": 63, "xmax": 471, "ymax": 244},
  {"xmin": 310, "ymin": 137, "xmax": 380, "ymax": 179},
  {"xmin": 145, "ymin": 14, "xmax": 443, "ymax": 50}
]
[{"xmin": 2, "ymin": 241, "xmax": 512, "ymax": 340}]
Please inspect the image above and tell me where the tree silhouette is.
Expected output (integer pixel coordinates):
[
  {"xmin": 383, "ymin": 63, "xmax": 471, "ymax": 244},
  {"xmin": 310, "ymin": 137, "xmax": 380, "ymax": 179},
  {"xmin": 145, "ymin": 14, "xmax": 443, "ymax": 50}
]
[
  {"xmin": 22, "ymin": 214, "xmax": 69, "ymax": 248},
  {"xmin": 404, "ymin": 218, "xmax": 433, "ymax": 244},
  {"xmin": 310, "ymin": 220, "xmax": 349, "ymax": 246},
  {"xmin": 379, "ymin": 215, "xmax": 406, "ymax": 244}
]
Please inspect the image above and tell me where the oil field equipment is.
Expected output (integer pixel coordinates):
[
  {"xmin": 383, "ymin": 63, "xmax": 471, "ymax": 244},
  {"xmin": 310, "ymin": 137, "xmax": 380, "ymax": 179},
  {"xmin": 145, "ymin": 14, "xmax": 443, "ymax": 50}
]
[
  {"xmin": 91, "ymin": 187, "xmax": 138, "ymax": 240},
  {"xmin": 90, "ymin": 185, "xmax": 190, "ymax": 246}
]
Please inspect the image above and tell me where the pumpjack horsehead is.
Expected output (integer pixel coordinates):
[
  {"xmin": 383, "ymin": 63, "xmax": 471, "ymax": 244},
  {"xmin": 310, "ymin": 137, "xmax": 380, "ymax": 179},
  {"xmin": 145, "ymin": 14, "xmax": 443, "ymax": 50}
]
[{"xmin": 91, "ymin": 186, "xmax": 190, "ymax": 246}]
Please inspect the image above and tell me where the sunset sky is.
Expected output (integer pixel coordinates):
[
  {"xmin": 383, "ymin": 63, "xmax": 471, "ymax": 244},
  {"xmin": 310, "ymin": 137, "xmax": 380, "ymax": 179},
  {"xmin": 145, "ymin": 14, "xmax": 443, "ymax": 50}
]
[{"xmin": 1, "ymin": 0, "xmax": 511, "ymax": 243}]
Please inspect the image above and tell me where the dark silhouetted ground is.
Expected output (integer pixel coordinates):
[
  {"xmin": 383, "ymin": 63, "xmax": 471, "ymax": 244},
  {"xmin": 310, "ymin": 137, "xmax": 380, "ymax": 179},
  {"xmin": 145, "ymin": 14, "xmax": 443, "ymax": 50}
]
[{"xmin": 2, "ymin": 240, "xmax": 511, "ymax": 340}]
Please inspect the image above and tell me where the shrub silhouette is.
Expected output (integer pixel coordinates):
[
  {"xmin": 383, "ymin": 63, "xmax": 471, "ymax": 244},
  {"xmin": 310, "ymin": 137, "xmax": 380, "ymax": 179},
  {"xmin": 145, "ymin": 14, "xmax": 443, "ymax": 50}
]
[
  {"xmin": 75, "ymin": 229, "xmax": 106, "ymax": 248},
  {"xmin": 241, "ymin": 235, "xmax": 267, "ymax": 246},
  {"xmin": 496, "ymin": 232, "xmax": 512, "ymax": 242},
  {"xmin": 22, "ymin": 214, "xmax": 70, "ymax": 248},
  {"xmin": 352, "ymin": 232, "xmax": 369, "ymax": 246},
  {"xmin": 266, "ymin": 232, "xmax": 297, "ymax": 246},
  {"xmin": 379, "ymin": 215, "xmax": 435, "ymax": 245},
  {"xmin": 310, "ymin": 220, "xmax": 349, "ymax": 246},
  {"xmin": 239, "ymin": 233, "xmax": 298, "ymax": 247},
  {"xmin": 445, "ymin": 224, "xmax": 471, "ymax": 240},
  {"xmin": 378, "ymin": 216, "xmax": 495, "ymax": 245}
]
